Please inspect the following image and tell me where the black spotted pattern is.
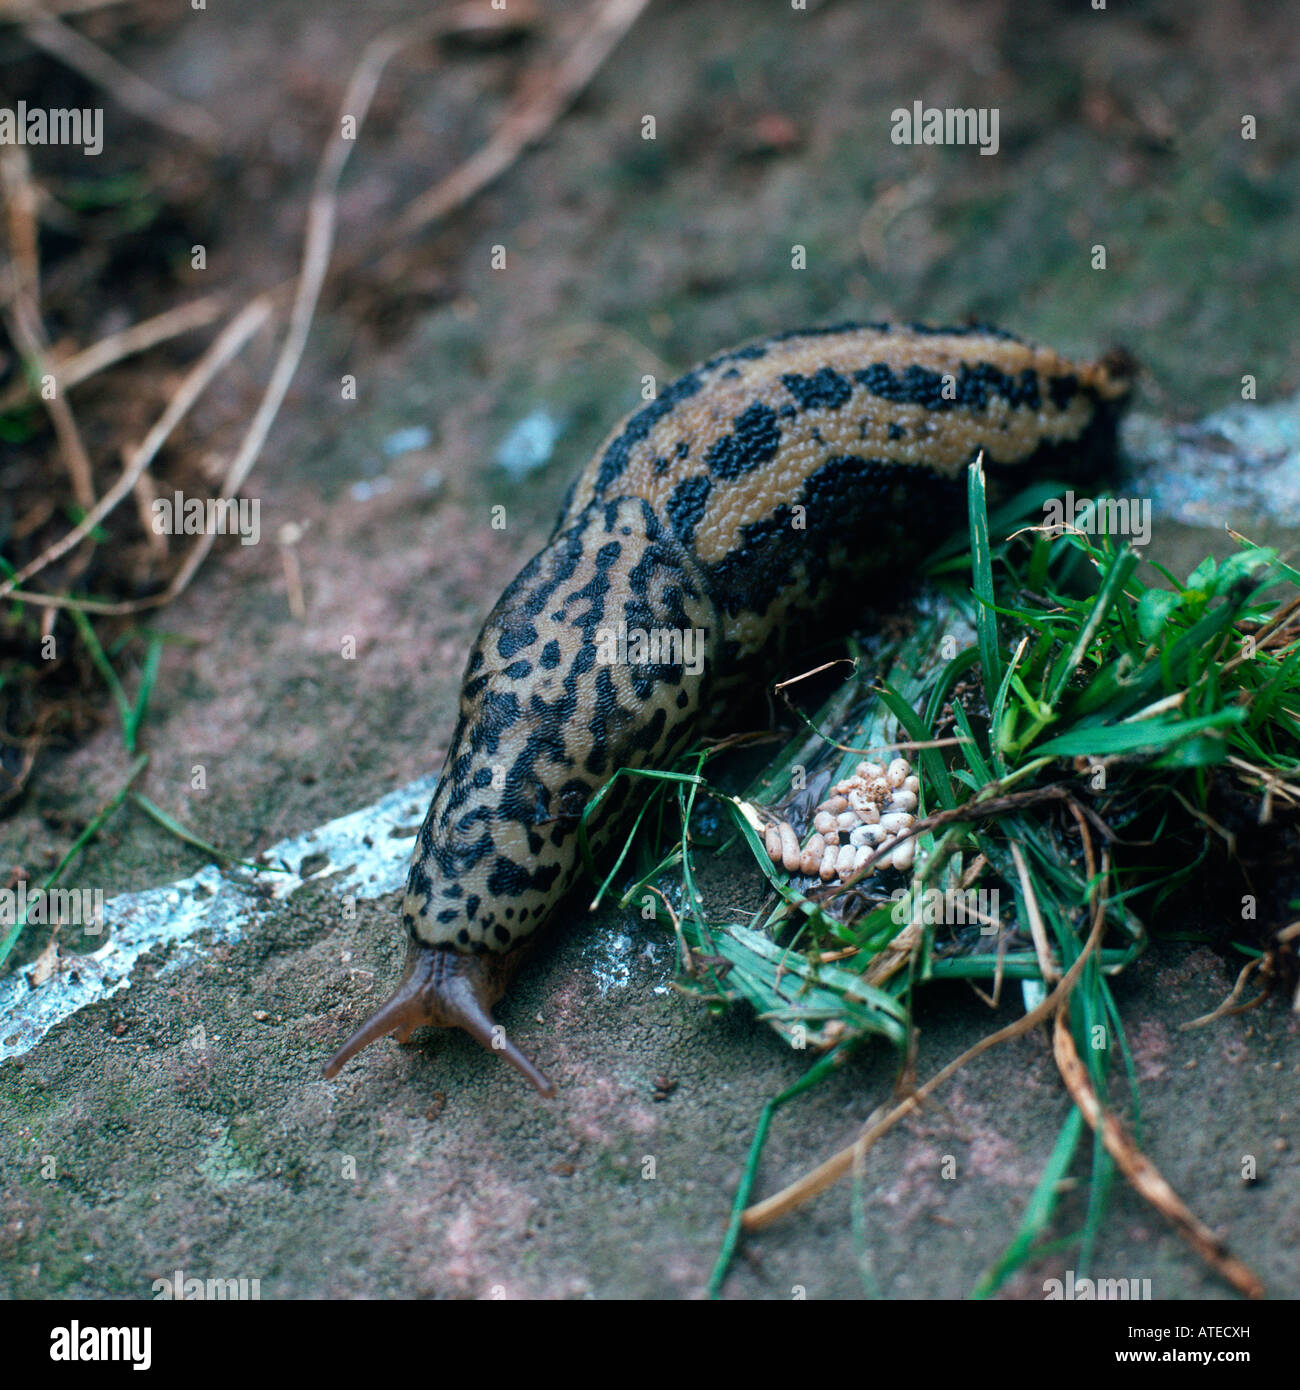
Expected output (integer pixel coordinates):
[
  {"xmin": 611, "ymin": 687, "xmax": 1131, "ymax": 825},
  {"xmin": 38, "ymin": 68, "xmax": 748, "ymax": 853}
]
[
  {"xmin": 397, "ymin": 322, "xmax": 1130, "ymax": 957},
  {"xmin": 781, "ymin": 367, "xmax": 853, "ymax": 411},
  {"xmin": 705, "ymin": 401, "xmax": 782, "ymax": 480},
  {"xmin": 594, "ymin": 370, "xmax": 705, "ymax": 493},
  {"xmin": 402, "ymin": 495, "xmax": 715, "ymax": 952},
  {"xmin": 852, "ymin": 360, "xmax": 1042, "ymax": 412}
]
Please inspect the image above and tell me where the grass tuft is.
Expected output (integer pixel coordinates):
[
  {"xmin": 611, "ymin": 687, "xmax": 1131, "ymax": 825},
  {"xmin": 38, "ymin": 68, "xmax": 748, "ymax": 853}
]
[{"xmin": 589, "ymin": 465, "xmax": 1298, "ymax": 1296}]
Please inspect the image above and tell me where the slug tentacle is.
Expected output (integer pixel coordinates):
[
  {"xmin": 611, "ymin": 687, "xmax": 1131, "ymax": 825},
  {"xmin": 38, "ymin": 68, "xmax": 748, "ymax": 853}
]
[
  {"xmin": 325, "ymin": 321, "xmax": 1133, "ymax": 1094},
  {"xmin": 323, "ymin": 939, "xmax": 557, "ymax": 1097}
]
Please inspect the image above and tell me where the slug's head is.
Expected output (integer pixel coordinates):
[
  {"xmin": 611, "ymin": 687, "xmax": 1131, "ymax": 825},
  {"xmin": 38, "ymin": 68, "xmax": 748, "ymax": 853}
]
[{"xmin": 322, "ymin": 939, "xmax": 557, "ymax": 1097}]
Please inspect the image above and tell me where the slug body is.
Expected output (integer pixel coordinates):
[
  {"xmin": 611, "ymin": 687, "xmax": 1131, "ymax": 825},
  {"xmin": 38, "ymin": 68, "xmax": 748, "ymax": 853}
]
[{"xmin": 325, "ymin": 322, "xmax": 1131, "ymax": 1093}]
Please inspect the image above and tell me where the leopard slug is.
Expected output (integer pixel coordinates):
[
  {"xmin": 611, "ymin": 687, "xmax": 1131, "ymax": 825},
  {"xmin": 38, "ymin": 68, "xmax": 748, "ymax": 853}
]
[{"xmin": 323, "ymin": 321, "xmax": 1132, "ymax": 1095}]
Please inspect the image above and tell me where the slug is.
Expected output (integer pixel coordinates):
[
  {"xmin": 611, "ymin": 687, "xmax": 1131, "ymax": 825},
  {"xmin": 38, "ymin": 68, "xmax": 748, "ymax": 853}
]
[{"xmin": 323, "ymin": 321, "xmax": 1132, "ymax": 1095}]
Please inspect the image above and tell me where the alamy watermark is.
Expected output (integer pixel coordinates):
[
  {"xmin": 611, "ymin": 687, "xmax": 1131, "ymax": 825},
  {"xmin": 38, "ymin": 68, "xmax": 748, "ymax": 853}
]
[
  {"xmin": 594, "ymin": 623, "xmax": 706, "ymax": 677},
  {"xmin": 50, "ymin": 1323, "xmax": 150, "ymax": 1370},
  {"xmin": 890, "ymin": 101, "xmax": 999, "ymax": 156},
  {"xmin": 1043, "ymin": 492, "xmax": 1151, "ymax": 546},
  {"xmin": 891, "ymin": 886, "xmax": 1001, "ymax": 932},
  {"xmin": 151, "ymin": 1268, "xmax": 261, "ymax": 1300},
  {"xmin": 151, "ymin": 492, "xmax": 261, "ymax": 546},
  {"xmin": 0, "ymin": 879, "xmax": 104, "ymax": 932},
  {"xmin": 0, "ymin": 103, "xmax": 102, "ymax": 156},
  {"xmin": 1044, "ymin": 1269, "xmax": 1152, "ymax": 1300}
]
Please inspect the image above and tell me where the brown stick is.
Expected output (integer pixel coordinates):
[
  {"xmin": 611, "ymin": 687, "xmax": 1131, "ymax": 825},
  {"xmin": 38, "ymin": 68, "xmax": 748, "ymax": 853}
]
[
  {"xmin": 155, "ymin": 6, "xmax": 457, "ymax": 610},
  {"xmin": 380, "ymin": 0, "xmax": 653, "ymax": 256},
  {"xmin": 740, "ymin": 896, "xmax": 1109, "ymax": 1232},
  {"xmin": 6, "ymin": 0, "xmax": 651, "ymax": 617},
  {"xmin": 0, "ymin": 145, "xmax": 96, "ymax": 519},
  {"xmin": 23, "ymin": 12, "xmax": 222, "ymax": 148},
  {"xmin": 1051, "ymin": 1006, "xmax": 1264, "ymax": 1299},
  {"xmin": 0, "ymin": 296, "xmax": 274, "ymax": 600},
  {"xmin": 1179, "ymin": 958, "xmax": 1262, "ymax": 1031},
  {"xmin": 0, "ymin": 292, "xmax": 228, "ymax": 413},
  {"xmin": 1009, "ymin": 840, "xmax": 1060, "ymax": 984}
]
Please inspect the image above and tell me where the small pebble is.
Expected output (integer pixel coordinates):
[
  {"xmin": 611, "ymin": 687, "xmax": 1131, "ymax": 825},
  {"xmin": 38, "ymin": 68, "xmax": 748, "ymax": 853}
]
[
  {"xmin": 382, "ymin": 425, "xmax": 433, "ymax": 458},
  {"xmin": 497, "ymin": 407, "xmax": 562, "ymax": 479},
  {"xmin": 350, "ymin": 477, "xmax": 393, "ymax": 502}
]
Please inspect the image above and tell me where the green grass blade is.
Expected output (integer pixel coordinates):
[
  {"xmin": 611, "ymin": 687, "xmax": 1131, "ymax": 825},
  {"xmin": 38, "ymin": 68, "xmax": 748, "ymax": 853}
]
[{"xmin": 967, "ymin": 457, "xmax": 1003, "ymax": 702}]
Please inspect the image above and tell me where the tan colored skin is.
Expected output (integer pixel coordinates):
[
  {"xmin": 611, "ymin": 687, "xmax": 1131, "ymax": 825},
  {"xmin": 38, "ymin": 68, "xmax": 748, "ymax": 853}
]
[{"xmin": 324, "ymin": 322, "xmax": 1132, "ymax": 1094}]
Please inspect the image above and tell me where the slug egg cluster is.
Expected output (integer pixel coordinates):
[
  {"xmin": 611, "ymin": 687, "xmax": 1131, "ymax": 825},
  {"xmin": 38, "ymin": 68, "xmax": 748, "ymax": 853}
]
[{"xmin": 764, "ymin": 757, "xmax": 920, "ymax": 882}]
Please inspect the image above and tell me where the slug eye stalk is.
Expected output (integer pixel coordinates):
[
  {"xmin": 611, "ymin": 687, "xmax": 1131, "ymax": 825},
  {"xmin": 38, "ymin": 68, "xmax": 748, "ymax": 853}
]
[{"xmin": 323, "ymin": 940, "xmax": 557, "ymax": 1098}]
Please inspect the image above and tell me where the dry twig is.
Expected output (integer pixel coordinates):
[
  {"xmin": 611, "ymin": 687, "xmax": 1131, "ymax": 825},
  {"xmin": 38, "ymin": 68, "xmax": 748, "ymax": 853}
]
[
  {"xmin": 22, "ymin": 11, "xmax": 222, "ymax": 148},
  {"xmin": 1179, "ymin": 957, "xmax": 1266, "ymax": 1030},
  {"xmin": 1, "ymin": 145, "xmax": 96, "ymax": 519},
  {"xmin": 374, "ymin": 0, "xmax": 653, "ymax": 271},
  {"xmin": 740, "ymin": 889, "xmax": 1109, "ymax": 1232},
  {"xmin": 0, "ymin": 292, "xmax": 228, "ymax": 413},
  {"xmin": 1052, "ymin": 1006, "xmax": 1264, "ymax": 1298},
  {"xmin": 5, "ymin": 0, "xmax": 652, "ymax": 617},
  {"xmin": 0, "ymin": 295, "xmax": 274, "ymax": 599}
]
